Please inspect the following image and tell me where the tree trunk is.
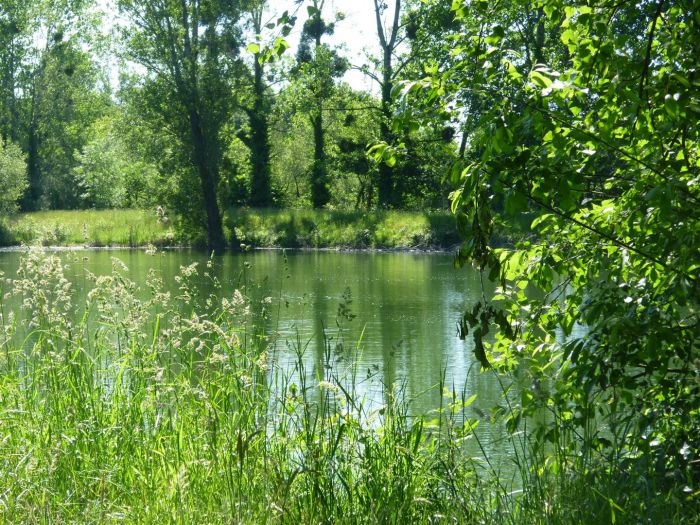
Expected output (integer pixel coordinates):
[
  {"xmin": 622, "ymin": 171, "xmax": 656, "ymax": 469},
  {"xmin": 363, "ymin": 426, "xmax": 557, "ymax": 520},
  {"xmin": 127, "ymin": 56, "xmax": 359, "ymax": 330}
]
[
  {"xmin": 24, "ymin": 80, "xmax": 42, "ymax": 211},
  {"xmin": 249, "ymin": 54, "xmax": 272, "ymax": 207},
  {"xmin": 378, "ymin": 57, "xmax": 394, "ymax": 207},
  {"xmin": 309, "ymin": 8, "xmax": 329, "ymax": 209},
  {"xmin": 188, "ymin": 108, "xmax": 225, "ymax": 252},
  {"xmin": 311, "ymin": 112, "xmax": 329, "ymax": 208},
  {"xmin": 373, "ymin": 0, "xmax": 402, "ymax": 208}
]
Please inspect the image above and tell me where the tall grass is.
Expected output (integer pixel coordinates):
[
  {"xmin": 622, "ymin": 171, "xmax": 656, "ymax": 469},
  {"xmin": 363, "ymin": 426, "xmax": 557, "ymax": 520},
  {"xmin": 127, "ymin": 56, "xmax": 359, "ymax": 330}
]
[
  {"xmin": 227, "ymin": 208, "xmax": 462, "ymax": 250},
  {"xmin": 0, "ymin": 209, "xmax": 172, "ymax": 247},
  {"xmin": 0, "ymin": 248, "xmax": 694, "ymax": 523},
  {"xmin": 0, "ymin": 248, "xmax": 496, "ymax": 522}
]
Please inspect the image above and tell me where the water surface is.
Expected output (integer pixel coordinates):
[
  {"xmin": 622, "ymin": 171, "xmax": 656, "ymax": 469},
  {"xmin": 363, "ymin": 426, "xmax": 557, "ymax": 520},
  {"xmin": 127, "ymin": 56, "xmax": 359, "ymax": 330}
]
[{"xmin": 0, "ymin": 249, "xmax": 516, "ymax": 469}]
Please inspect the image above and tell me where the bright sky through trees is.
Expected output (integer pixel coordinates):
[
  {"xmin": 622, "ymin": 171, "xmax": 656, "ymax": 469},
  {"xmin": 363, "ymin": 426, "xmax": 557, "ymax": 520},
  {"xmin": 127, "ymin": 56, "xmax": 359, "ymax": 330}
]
[{"xmin": 96, "ymin": 0, "xmax": 392, "ymax": 92}]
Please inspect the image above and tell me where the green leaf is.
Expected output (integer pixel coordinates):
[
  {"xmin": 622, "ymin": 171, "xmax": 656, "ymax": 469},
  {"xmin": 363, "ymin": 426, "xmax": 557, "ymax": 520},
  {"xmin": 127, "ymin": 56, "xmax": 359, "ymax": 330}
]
[
  {"xmin": 530, "ymin": 71, "xmax": 552, "ymax": 89},
  {"xmin": 505, "ymin": 191, "xmax": 527, "ymax": 215},
  {"xmin": 273, "ymin": 37, "xmax": 289, "ymax": 57}
]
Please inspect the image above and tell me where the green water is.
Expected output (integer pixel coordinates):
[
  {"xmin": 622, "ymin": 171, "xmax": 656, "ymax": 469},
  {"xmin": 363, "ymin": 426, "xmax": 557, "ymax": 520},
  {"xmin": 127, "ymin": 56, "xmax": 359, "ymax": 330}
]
[{"xmin": 0, "ymin": 248, "xmax": 515, "ymax": 465}]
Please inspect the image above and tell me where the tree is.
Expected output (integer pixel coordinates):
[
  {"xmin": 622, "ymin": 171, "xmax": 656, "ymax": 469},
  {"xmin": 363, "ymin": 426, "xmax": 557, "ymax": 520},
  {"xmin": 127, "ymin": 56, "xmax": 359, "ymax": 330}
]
[
  {"xmin": 242, "ymin": 1, "xmax": 274, "ymax": 208},
  {"xmin": 371, "ymin": 0, "xmax": 402, "ymax": 207},
  {"xmin": 406, "ymin": 0, "xmax": 699, "ymax": 513},
  {"xmin": 327, "ymin": 86, "xmax": 380, "ymax": 210},
  {"xmin": 294, "ymin": 1, "xmax": 347, "ymax": 209},
  {"xmin": 0, "ymin": 139, "xmax": 27, "ymax": 214},
  {"xmin": 26, "ymin": 35, "xmax": 108, "ymax": 209},
  {"xmin": 0, "ymin": 0, "xmax": 107, "ymax": 211},
  {"xmin": 117, "ymin": 0, "xmax": 245, "ymax": 251},
  {"xmin": 365, "ymin": 0, "xmax": 456, "ymax": 208},
  {"xmin": 0, "ymin": 0, "xmax": 33, "ymax": 145},
  {"xmin": 73, "ymin": 115, "xmax": 159, "ymax": 209},
  {"xmin": 270, "ymin": 82, "xmax": 380, "ymax": 209}
]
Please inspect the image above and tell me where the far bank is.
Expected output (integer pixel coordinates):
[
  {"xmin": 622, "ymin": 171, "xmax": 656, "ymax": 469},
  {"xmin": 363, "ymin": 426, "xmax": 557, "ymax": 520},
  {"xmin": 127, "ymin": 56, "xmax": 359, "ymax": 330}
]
[{"xmin": 0, "ymin": 208, "xmax": 472, "ymax": 251}]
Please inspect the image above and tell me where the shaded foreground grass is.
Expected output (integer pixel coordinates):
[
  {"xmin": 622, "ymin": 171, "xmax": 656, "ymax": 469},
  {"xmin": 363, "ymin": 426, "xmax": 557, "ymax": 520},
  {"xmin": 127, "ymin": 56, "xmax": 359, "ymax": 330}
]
[{"xmin": 0, "ymin": 249, "xmax": 694, "ymax": 523}]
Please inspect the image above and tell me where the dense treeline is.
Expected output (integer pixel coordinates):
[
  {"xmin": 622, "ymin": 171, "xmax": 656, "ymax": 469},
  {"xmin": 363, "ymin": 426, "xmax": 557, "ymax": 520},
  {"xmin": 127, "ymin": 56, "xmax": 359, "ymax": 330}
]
[{"xmin": 0, "ymin": 0, "xmax": 455, "ymax": 250}]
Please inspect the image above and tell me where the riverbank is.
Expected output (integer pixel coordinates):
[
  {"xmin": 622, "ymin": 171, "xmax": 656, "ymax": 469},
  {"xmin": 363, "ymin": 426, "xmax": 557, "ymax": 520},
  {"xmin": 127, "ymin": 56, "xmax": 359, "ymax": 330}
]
[
  {"xmin": 0, "ymin": 209, "xmax": 172, "ymax": 247},
  {"xmin": 0, "ymin": 208, "xmax": 468, "ymax": 250},
  {"xmin": 227, "ymin": 208, "xmax": 462, "ymax": 250}
]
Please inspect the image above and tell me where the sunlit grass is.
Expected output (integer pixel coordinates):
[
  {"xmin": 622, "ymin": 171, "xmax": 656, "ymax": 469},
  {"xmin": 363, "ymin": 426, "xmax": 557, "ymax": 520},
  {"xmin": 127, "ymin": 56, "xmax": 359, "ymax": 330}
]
[
  {"xmin": 227, "ymin": 208, "xmax": 461, "ymax": 250},
  {"xmin": 1, "ymin": 208, "xmax": 463, "ymax": 250},
  {"xmin": 0, "ymin": 209, "xmax": 173, "ymax": 247}
]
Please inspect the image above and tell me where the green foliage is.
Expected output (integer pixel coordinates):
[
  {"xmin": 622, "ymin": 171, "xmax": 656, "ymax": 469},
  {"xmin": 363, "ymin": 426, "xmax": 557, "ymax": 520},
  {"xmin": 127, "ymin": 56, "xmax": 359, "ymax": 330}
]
[
  {"xmin": 0, "ymin": 0, "xmax": 33, "ymax": 143},
  {"xmin": 270, "ymin": 84, "xmax": 379, "ymax": 210},
  {"xmin": 403, "ymin": 0, "xmax": 700, "ymax": 518},
  {"xmin": 0, "ymin": 139, "xmax": 27, "ymax": 214},
  {"xmin": 73, "ymin": 117, "xmax": 159, "ymax": 209},
  {"xmin": 29, "ymin": 39, "xmax": 109, "ymax": 209},
  {"xmin": 221, "ymin": 135, "xmax": 253, "ymax": 208},
  {"xmin": 269, "ymin": 93, "xmax": 315, "ymax": 207},
  {"xmin": 1, "ymin": 0, "xmax": 455, "ymax": 225},
  {"xmin": 0, "ymin": 0, "xmax": 109, "ymax": 211}
]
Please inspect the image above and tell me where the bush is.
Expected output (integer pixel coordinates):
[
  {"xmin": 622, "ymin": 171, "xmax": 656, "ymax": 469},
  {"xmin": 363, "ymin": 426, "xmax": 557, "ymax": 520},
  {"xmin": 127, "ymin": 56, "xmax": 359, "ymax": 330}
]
[
  {"xmin": 73, "ymin": 118, "xmax": 159, "ymax": 209},
  {"xmin": 0, "ymin": 140, "xmax": 27, "ymax": 215}
]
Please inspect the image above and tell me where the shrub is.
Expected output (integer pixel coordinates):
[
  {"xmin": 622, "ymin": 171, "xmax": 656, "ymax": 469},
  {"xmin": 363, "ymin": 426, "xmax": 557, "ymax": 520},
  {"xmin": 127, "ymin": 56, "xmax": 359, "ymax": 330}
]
[{"xmin": 0, "ymin": 139, "xmax": 27, "ymax": 215}]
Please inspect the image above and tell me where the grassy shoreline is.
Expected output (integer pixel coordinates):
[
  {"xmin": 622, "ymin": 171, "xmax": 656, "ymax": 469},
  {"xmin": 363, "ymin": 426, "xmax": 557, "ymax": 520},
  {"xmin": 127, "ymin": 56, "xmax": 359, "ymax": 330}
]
[
  {"xmin": 0, "ymin": 208, "xmax": 466, "ymax": 251},
  {"xmin": 0, "ymin": 209, "xmax": 172, "ymax": 248}
]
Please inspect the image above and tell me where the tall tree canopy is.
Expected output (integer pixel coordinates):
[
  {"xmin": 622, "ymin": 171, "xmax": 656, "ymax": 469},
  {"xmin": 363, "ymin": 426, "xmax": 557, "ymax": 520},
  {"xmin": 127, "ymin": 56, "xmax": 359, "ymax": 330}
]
[
  {"xmin": 117, "ymin": 0, "xmax": 248, "ymax": 251},
  {"xmin": 293, "ymin": 0, "xmax": 347, "ymax": 209},
  {"xmin": 0, "ymin": 0, "xmax": 107, "ymax": 211}
]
